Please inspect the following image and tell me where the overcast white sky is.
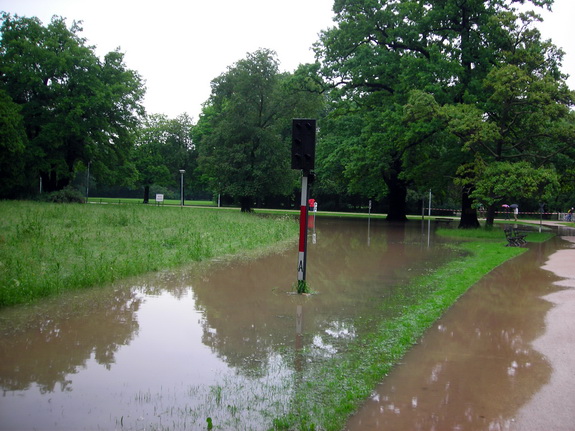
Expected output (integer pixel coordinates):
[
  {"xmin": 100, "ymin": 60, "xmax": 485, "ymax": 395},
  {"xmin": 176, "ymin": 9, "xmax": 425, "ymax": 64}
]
[{"xmin": 2, "ymin": 0, "xmax": 574, "ymax": 120}]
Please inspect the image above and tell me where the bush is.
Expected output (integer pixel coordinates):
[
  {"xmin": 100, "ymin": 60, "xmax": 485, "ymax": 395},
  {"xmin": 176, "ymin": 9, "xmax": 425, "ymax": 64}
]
[{"xmin": 44, "ymin": 186, "xmax": 85, "ymax": 203}]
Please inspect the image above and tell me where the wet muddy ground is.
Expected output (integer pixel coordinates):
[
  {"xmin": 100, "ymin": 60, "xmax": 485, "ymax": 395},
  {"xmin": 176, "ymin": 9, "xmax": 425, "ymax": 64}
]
[{"xmin": 0, "ymin": 218, "xmax": 571, "ymax": 430}]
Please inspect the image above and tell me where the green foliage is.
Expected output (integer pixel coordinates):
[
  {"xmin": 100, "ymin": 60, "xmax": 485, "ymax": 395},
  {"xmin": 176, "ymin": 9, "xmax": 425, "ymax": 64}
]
[
  {"xmin": 195, "ymin": 49, "xmax": 323, "ymax": 212},
  {"xmin": 43, "ymin": 185, "xmax": 86, "ymax": 203},
  {"xmin": 0, "ymin": 13, "xmax": 145, "ymax": 197},
  {"xmin": 296, "ymin": 280, "xmax": 310, "ymax": 294},
  {"xmin": 0, "ymin": 88, "xmax": 27, "ymax": 197},
  {"xmin": 468, "ymin": 161, "xmax": 560, "ymax": 208},
  {"xmin": 315, "ymin": 0, "xmax": 573, "ymax": 224},
  {"xmin": 133, "ymin": 113, "xmax": 196, "ymax": 202}
]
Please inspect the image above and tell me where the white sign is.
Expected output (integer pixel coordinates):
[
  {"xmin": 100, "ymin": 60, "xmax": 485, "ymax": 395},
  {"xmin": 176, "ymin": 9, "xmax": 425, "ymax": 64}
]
[{"xmin": 155, "ymin": 194, "xmax": 164, "ymax": 202}]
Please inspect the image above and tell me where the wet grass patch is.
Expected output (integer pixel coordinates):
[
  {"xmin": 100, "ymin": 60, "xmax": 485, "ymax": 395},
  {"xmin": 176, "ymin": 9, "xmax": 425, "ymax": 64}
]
[{"xmin": 0, "ymin": 201, "xmax": 297, "ymax": 307}]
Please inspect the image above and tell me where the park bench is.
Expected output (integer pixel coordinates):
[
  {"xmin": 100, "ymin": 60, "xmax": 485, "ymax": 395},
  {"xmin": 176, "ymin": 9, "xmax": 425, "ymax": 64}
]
[{"xmin": 504, "ymin": 227, "xmax": 527, "ymax": 247}]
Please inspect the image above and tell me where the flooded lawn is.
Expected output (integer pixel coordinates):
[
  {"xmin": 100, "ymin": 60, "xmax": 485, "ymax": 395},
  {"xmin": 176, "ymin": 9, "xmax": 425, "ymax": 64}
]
[{"xmin": 0, "ymin": 217, "xmax": 457, "ymax": 430}]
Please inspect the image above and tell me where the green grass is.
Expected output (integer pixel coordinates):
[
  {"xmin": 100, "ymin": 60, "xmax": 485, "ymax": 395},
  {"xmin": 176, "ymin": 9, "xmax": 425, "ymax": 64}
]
[
  {"xmin": 87, "ymin": 197, "xmax": 215, "ymax": 206},
  {"xmin": 437, "ymin": 225, "xmax": 554, "ymax": 242},
  {"xmin": 270, "ymin": 227, "xmax": 553, "ymax": 431},
  {"xmin": 0, "ymin": 201, "xmax": 298, "ymax": 307}
]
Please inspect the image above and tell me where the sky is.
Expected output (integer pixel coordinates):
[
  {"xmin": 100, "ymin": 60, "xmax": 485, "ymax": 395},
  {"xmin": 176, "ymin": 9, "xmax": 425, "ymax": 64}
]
[{"xmin": 2, "ymin": 0, "xmax": 574, "ymax": 120}]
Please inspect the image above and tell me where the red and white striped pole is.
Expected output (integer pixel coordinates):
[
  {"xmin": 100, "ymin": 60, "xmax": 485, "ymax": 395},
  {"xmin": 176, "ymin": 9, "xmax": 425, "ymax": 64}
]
[
  {"xmin": 291, "ymin": 118, "xmax": 315, "ymax": 292},
  {"xmin": 297, "ymin": 174, "xmax": 309, "ymax": 282}
]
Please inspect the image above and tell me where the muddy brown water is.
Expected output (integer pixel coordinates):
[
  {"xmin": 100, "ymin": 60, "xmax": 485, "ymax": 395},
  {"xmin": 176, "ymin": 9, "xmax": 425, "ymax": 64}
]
[
  {"xmin": 0, "ymin": 218, "xmax": 567, "ymax": 430},
  {"xmin": 344, "ymin": 231, "xmax": 571, "ymax": 431}
]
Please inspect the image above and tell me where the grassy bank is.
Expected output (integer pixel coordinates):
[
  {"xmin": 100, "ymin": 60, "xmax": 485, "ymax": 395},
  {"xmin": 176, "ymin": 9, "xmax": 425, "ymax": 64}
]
[
  {"xmin": 0, "ymin": 201, "xmax": 297, "ymax": 307},
  {"xmin": 272, "ymin": 228, "xmax": 554, "ymax": 431}
]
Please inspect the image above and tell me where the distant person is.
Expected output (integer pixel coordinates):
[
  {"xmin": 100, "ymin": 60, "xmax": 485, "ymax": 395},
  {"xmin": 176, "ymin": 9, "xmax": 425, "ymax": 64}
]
[
  {"xmin": 568, "ymin": 207, "xmax": 574, "ymax": 222},
  {"xmin": 308, "ymin": 198, "xmax": 316, "ymax": 212},
  {"xmin": 513, "ymin": 205, "xmax": 519, "ymax": 221}
]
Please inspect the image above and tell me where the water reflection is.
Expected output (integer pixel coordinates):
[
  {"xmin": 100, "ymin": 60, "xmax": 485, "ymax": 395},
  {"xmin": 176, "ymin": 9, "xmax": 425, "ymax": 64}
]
[
  {"xmin": 344, "ymin": 236, "xmax": 564, "ymax": 431},
  {"xmin": 0, "ymin": 286, "xmax": 141, "ymax": 393},
  {"xmin": 0, "ymin": 218, "xmax": 457, "ymax": 430}
]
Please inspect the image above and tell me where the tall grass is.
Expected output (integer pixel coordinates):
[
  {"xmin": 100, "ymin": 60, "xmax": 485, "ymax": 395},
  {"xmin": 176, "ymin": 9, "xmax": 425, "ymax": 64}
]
[{"xmin": 0, "ymin": 201, "xmax": 297, "ymax": 307}]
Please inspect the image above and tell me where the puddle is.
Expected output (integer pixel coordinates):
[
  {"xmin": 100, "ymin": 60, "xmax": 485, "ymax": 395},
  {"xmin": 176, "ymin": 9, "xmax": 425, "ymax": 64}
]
[
  {"xmin": 0, "ymin": 217, "xmax": 459, "ymax": 430},
  {"xmin": 344, "ymin": 235, "xmax": 568, "ymax": 431}
]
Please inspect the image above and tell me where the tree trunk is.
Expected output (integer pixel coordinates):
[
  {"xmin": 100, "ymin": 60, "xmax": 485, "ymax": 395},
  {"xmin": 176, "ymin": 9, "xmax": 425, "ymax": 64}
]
[
  {"xmin": 384, "ymin": 170, "xmax": 408, "ymax": 222},
  {"xmin": 485, "ymin": 204, "xmax": 496, "ymax": 227},
  {"xmin": 458, "ymin": 187, "xmax": 480, "ymax": 229},
  {"xmin": 240, "ymin": 196, "xmax": 253, "ymax": 212},
  {"xmin": 143, "ymin": 185, "xmax": 150, "ymax": 204},
  {"xmin": 41, "ymin": 170, "xmax": 70, "ymax": 193}
]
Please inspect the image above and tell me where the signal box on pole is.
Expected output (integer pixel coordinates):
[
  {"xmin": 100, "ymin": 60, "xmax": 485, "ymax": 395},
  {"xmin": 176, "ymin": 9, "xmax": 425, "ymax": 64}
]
[{"xmin": 291, "ymin": 119, "xmax": 316, "ymax": 172}]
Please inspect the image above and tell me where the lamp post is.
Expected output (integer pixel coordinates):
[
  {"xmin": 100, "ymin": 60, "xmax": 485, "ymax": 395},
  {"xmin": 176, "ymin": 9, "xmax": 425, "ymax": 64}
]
[
  {"xmin": 179, "ymin": 169, "xmax": 185, "ymax": 207},
  {"xmin": 86, "ymin": 160, "xmax": 91, "ymax": 203}
]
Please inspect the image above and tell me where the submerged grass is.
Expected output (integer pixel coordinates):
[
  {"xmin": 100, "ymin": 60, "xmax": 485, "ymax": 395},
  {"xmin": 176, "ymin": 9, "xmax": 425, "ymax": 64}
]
[
  {"xmin": 271, "ymin": 228, "xmax": 553, "ymax": 431},
  {"xmin": 0, "ymin": 201, "xmax": 297, "ymax": 307}
]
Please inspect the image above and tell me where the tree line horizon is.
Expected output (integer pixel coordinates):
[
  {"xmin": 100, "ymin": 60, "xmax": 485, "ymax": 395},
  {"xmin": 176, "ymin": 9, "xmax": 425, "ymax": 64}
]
[{"xmin": 1, "ymin": 0, "xmax": 574, "ymax": 227}]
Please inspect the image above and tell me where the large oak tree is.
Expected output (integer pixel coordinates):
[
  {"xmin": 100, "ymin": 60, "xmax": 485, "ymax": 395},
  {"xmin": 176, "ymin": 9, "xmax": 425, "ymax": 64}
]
[{"xmin": 314, "ymin": 0, "xmax": 570, "ymax": 226}]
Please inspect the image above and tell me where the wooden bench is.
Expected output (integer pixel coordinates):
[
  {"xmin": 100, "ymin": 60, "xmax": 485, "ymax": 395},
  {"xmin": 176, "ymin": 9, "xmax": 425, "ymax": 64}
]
[{"xmin": 504, "ymin": 227, "xmax": 527, "ymax": 246}]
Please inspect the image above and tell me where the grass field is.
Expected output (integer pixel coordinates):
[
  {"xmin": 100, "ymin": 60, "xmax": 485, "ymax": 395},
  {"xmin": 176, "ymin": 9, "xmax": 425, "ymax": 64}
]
[
  {"xmin": 0, "ymin": 201, "xmax": 298, "ymax": 307},
  {"xmin": 87, "ymin": 197, "xmax": 216, "ymax": 206}
]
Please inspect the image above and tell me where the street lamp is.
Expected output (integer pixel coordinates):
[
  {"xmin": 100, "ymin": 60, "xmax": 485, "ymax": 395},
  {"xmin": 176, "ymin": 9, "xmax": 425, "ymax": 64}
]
[
  {"xmin": 86, "ymin": 160, "xmax": 91, "ymax": 203},
  {"xmin": 179, "ymin": 169, "xmax": 185, "ymax": 207}
]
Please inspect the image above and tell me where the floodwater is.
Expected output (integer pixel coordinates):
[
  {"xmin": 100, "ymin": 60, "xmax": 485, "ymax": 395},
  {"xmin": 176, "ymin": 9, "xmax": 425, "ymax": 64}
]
[
  {"xmin": 344, "ymin": 230, "xmax": 571, "ymax": 431},
  {"xmin": 0, "ymin": 217, "xmax": 456, "ymax": 430}
]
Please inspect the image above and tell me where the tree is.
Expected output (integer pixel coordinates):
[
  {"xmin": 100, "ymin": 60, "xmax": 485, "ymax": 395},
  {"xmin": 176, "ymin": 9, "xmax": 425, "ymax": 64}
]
[
  {"xmin": 468, "ymin": 160, "xmax": 559, "ymax": 214},
  {"xmin": 442, "ymin": 8, "xmax": 575, "ymax": 226},
  {"xmin": 0, "ymin": 89, "xmax": 27, "ymax": 197},
  {"xmin": 315, "ymin": 0, "xmax": 560, "ymax": 225},
  {"xmin": 133, "ymin": 113, "xmax": 195, "ymax": 203},
  {"xmin": 0, "ymin": 13, "xmax": 145, "ymax": 197},
  {"xmin": 195, "ymin": 49, "xmax": 323, "ymax": 212}
]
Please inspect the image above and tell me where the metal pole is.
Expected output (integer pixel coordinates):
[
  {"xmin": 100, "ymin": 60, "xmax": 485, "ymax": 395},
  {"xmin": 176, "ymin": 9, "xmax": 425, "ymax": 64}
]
[
  {"xmin": 86, "ymin": 161, "xmax": 91, "ymax": 202},
  {"xmin": 428, "ymin": 189, "xmax": 432, "ymax": 217},
  {"xmin": 422, "ymin": 197, "xmax": 425, "ymax": 220},
  {"xmin": 297, "ymin": 174, "xmax": 309, "ymax": 283},
  {"xmin": 179, "ymin": 169, "xmax": 185, "ymax": 207}
]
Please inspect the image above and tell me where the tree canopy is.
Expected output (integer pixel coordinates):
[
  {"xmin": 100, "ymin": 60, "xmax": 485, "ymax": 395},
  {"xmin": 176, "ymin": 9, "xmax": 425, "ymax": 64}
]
[
  {"xmin": 133, "ymin": 113, "xmax": 195, "ymax": 203},
  {"xmin": 194, "ymin": 49, "xmax": 324, "ymax": 212},
  {"xmin": 314, "ymin": 0, "xmax": 574, "ymax": 225},
  {"xmin": 0, "ymin": 13, "xmax": 145, "ymax": 198},
  {"xmin": 2, "ymin": 4, "xmax": 574, "ymax": 222}
]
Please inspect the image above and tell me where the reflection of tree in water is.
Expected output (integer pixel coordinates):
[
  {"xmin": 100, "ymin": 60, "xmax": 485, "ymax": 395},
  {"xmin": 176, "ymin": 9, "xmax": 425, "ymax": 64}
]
[
  {"xmin": 191, "ymin": 219, "xmax": 456, "ymax": 377},
  {"xmin": 0, "ymin": 283, "xmax": 141, "ymax": 393}
]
